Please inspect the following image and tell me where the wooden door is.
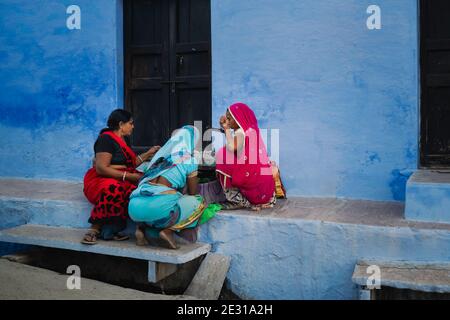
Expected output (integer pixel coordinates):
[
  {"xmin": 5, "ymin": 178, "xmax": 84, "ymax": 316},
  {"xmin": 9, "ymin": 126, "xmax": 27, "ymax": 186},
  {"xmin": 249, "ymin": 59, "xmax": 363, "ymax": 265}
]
[
  {"xmin": 420, "ymin": 0, "xmax": 450, "ymax": 167},
  {"xmin": 125, "ymin": 0, "xmax": 211, "ymax": 153}
]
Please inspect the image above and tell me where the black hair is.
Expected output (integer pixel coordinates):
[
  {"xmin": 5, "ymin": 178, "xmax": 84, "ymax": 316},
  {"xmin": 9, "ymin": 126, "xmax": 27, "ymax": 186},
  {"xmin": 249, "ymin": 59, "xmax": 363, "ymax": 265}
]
[{"xmin": 100, "ymin": 109, "xmax": 133, "ymax": 134}]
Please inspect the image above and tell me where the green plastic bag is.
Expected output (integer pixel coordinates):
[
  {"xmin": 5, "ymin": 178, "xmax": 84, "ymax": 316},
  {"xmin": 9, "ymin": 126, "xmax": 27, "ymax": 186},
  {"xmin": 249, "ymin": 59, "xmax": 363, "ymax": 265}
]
[{"xmin": 199, "ymin": 203, "xmax": 222, "ymax": 225}]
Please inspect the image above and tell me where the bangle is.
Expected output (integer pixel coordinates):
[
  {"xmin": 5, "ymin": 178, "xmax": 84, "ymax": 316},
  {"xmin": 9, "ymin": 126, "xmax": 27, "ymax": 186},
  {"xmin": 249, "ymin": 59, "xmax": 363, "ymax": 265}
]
[
  {"xmin": 138, "ymin": 155, "xmax": 144, "ymax": 163},
  {"xmin": 122, "ymin": 171, "xmax": 127, "ymax": 182}
]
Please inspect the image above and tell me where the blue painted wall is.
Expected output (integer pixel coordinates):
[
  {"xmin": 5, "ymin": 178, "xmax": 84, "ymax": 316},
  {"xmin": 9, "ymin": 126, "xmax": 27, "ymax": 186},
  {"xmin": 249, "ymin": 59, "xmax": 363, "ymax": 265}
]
[
  {"xmin": 211, "ymin": 0, "xmax": 419, "ymax": 201},
  {"xmin": 0, "ymin": 0, "xmax": 123, "ymax": 180},
  {"xmin": 0, "ymin": 0, "xmax": 419, "ymax": 201}
]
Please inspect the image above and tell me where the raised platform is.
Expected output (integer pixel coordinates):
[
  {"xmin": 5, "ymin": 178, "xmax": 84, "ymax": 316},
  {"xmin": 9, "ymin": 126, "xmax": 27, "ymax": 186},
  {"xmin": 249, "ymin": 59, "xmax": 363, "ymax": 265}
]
[
  {"xmin": 405, "ymin": 170, "xmax": 450, "ymax": 224},
  {"xmin": 3, "ymin": 178, "xmax": 450, "ymax": 231},
  {"xmin": 0, "ymin": 179, "xmax": 90, "ymax": 229}
]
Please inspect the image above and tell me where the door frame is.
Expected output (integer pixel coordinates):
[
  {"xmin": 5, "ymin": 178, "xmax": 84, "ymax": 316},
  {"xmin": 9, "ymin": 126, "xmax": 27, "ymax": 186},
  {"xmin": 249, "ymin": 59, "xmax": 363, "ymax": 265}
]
[
  {"xmin": 419, "ymin": 0, "xmax": 427, "ymax": 168},
  {"xmin": 122, "ymin": 0, "xmax": 212, "ymax": 153},
  {"xmin": 419, "ymin": 0, "xmax": 450, "ymax": 168}
]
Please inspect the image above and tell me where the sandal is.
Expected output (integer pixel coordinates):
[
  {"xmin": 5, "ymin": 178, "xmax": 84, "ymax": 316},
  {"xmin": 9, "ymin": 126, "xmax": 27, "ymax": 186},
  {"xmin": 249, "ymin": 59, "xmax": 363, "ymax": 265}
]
[
  {"xmin": 112, "ymin": 233, "xmax": 130, "ymax": 241},
  {"xmin": 99, "ymin": 224, "xmax": 129, "ymax": 241},
  {"xmin": 81, "ymin": 229, "xmax": 100, "ymax": 245}
]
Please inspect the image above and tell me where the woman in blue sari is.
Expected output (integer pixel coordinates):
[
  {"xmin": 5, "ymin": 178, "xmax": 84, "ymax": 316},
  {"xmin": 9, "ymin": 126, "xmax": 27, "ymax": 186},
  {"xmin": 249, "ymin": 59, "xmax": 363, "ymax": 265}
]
[{"xmin": 128, "ymin": 126, "xmax": 206, "ymax": 249}]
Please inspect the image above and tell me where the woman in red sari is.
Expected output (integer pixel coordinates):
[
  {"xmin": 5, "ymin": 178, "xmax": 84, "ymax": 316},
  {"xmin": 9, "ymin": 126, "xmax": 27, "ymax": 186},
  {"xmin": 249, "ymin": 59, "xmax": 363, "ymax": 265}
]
[
  {"xmin": 82, "ymin": 109, "xmax": 160, "ymax": 244},
  {"xmin": 216, "ymin": 103, "xmax": 276, "ymax": 210}
]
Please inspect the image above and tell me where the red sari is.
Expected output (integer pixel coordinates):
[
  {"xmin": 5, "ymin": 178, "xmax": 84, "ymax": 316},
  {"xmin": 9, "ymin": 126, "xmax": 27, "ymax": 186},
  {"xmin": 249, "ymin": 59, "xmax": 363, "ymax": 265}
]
[
  {"xmin": 216, "ymin": 103, "xmax": 275, "ymax": 205},
  {"xmin": 83, "ymin": 131, "xmax": 139, "ymax": 226}
]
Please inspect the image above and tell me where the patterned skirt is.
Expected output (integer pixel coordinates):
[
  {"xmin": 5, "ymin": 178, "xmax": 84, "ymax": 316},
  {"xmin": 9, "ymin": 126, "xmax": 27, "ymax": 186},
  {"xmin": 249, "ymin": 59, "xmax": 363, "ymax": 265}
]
[{"xmin": 83, "ymin": 167, "xmax": 137, "ymax": 226}]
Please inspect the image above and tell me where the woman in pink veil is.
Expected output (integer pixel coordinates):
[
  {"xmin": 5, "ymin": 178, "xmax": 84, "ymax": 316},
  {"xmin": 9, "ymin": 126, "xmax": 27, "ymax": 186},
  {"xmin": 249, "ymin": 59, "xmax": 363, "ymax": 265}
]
[{"xmin": 216, "ymin": 103, "xmax": 276, "ymax": 210}]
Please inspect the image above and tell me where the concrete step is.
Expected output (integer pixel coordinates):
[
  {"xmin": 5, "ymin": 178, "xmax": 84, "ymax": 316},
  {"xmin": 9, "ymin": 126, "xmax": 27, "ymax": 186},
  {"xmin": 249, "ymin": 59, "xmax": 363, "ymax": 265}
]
[
  {"xmin": 0, "ymin": 179, "xmax": 90, "ymax": 229},
  {"xmin": 352, "ymin": 260, "xmax": 450, "ymax": 300},
  {"xmin": 405, "ymin": 170, "xmax": 450, "ymax": 224},
  {"xmin": 0, "ymin": 224, "xmax": 211, "ymax": 283}
]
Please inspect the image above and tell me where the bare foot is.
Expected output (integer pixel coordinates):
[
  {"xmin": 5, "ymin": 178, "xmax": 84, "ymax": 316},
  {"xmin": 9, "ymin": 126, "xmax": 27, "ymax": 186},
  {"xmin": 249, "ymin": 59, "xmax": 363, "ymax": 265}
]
[
  {"xmin": 135, "ymin": 227, "xmax": 149, "ymax": 246},
  {"xmin": 159, "ymin": 229, "xmax": 178, "ymax": 249},
  {"xmin": 260, "ymin": 203, "xmax": 274, "ymax": 209},
  {"xmin": 251, "ymin": 203, "xmax": 273, "ymax": 211}
]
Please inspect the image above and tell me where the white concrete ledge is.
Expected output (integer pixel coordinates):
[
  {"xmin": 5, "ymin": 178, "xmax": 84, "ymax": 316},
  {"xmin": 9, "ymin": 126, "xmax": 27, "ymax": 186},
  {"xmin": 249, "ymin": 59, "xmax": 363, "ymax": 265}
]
[{"xmin": 352, "ymin": 260, "xmax": 450, "ymax": 293}]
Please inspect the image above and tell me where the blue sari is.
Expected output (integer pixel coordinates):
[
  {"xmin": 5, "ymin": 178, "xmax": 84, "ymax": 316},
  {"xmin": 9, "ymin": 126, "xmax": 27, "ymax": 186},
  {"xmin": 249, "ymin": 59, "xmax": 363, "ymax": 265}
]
[{"xmin": 128, "ymin": 126, "xmax": 205, "ymax": 239}]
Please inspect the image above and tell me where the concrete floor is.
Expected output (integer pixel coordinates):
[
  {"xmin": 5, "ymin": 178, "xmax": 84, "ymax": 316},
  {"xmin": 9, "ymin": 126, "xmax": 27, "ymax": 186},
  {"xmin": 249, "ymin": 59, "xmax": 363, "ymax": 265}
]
[{"xmin": 0, "ymin": 258, "xmax": 196, "ymax": 300}]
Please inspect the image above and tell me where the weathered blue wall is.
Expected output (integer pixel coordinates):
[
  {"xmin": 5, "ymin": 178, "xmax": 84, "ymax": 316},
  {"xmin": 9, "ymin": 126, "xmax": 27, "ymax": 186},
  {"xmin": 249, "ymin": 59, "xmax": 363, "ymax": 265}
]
[
  {"xmin": 405, "ymin": 178, "xmax": 450, "ymax": 224},
  {"xmin": 0, "ymin": 0, "xmax": 123, "ymax": 180},
  {"xmin": 199, "ymin": 214, "xmax": 450, "ymax": 300},
  {"xmin": 211, "ymin": 0, "xmax": 419, "ymax": 201},
  {"xmin": 1, "ymin": 0, "xmax": 419, "ymax": 201}
]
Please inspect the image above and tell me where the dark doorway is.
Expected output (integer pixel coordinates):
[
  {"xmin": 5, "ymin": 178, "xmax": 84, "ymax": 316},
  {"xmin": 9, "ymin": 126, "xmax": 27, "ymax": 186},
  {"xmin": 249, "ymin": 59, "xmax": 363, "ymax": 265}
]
[
  {"xmin": 420, "ymin": 0, "xmax": 450, "ymax": 167},
  {"xmin": 124, "ymin": 0, "xmax": 211, "ymax": 153}
]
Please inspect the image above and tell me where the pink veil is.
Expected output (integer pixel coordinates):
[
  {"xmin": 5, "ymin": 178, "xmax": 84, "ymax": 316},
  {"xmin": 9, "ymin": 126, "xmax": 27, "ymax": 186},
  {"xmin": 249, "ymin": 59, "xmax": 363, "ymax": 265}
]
[{"xmin": 216, "ymin": 103, "xmax": 275, "ymax": 205}]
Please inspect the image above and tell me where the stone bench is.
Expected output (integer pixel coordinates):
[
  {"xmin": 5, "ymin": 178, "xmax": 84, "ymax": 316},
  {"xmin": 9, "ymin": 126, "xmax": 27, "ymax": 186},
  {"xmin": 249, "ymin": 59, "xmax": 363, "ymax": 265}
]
[{"xmin": 0, "ymin": 224, "xmax": 211, "ymax": 283}]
